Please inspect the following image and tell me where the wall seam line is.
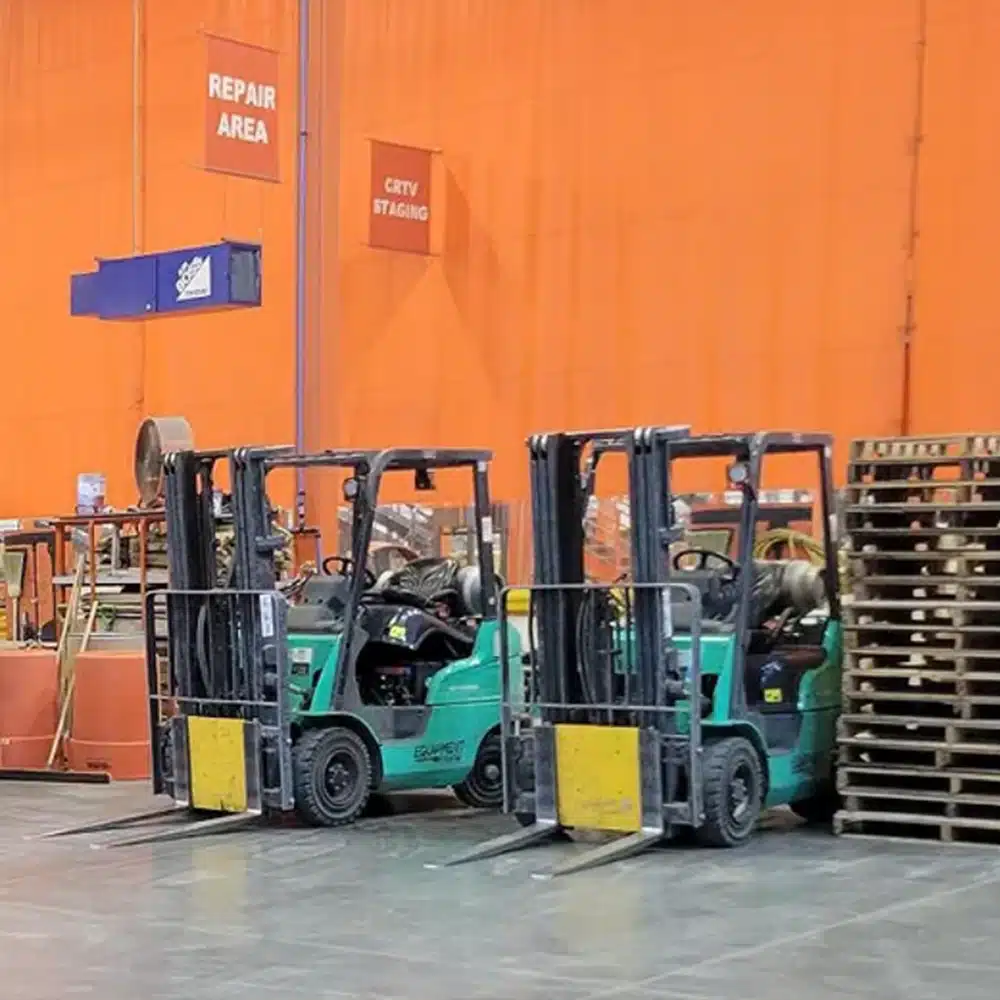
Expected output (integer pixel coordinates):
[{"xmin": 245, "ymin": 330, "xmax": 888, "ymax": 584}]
[{"xmin": 899, "ymin": 0, "xmax": 928, "ymax": 435}]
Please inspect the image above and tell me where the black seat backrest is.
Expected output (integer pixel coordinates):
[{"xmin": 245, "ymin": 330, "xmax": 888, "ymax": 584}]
[
  {"xmin": 376, "ymin": 557, "xmax": 499, "ymax": 618},
  {"xmin": 380, "ymin": 557, "xmax": 461, "ymax": 600}
]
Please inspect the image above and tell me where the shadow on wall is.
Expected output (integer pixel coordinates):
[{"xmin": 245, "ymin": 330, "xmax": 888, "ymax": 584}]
[
  {"xmin": 442, "ymin": 165, "xmax": 513, "ymax": 414},
  {"xmin": 341, "ymin": 241, "xmax": 432, "ymax": 370}
]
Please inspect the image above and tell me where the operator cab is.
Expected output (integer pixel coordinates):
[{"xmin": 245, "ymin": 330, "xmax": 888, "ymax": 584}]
[
  {"xmin": 282, "ymin": 454, "xmax": 501, "ymax": 708},
  {"xmin": 669, "ymin": 460, "xmax": 829, "ymax": 639},
  {"xmin": 661, "ymin": 434, "xmax": 840, "ymax": 748}
]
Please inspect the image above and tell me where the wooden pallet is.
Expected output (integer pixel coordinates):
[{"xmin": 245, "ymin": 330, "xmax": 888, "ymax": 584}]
[
  {"xmin": 851, "ymin": 576, "xmax": 1000, "ymax": 603},
  {"xmin": 849, "ymin": 433, "xmax": 1000, "ymax": 463},
  {"xmin": 834, "ymin": 808, "xmax": 1000, "ymax": 846},
  {"xmin": 846, "ymin": 598, "xmax": 1000, "ymax": 630},
  {"xmin": 845, "ymin": 619, "xmax": 1000, "ymax": 646},
  {"xmin": 842, "ymin": 785, "xmax": 1000, "ymax": 819},
  {"xmin": 844, "ymin": 505, "xmax": 1000, "ymax": 531},
  {"xmin": 847, "ymin": 547, "xmax": 1000, "ymax": 566},
  {"xmin": 837, "ymin": 436, "xmax": 1000, "ymax": 844},
  {"xmin": 839, "ymin": 712, "xmax": 1000, "ymax": 740},
  {"xmin": 844, "ymin": 483, "xmax": 1000, "ymax": 509},
  {"xmin": 845, "ymin": 642, "xmax": 1000, "ymax": 665},
  {"xmin": 838, "ymin": 761, "xmax": 1000, "ymax": 798},
  {"xmin": 838, "ymin": 713, "xmax": 1000, "ymax": 769},
  {"xmin": 845, "ymin": 665, "xmax": 1000, "ymax": 702},
  {"xmin": 844, "ymin": 693, "xmax": 1000, "ymax": 723}
]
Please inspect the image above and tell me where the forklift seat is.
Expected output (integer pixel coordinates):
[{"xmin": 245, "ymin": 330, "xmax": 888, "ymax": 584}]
[
  {"xmin": 373, "ymin": 556, "xmax": 462, "ymax": 599},
  {"xmin": 373, "ymin": 557, "xmax": 497, "ymax": 618}
]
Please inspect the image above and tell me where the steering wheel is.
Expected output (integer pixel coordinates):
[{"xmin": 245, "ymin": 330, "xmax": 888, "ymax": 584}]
[
  {"xmin": 322, "ymin": 554, "xmax": 377, "ymax": 588},
  {"xmin": 672, "ymin": 548, "xmax": 739, "ymax": 583}
]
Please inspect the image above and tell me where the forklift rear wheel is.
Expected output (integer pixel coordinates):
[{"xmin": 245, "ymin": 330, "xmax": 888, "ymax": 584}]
[
  {"xmin": 293, "ymin": 727, "xmax": 372, "ymax": 827},
  {"xmin": 789, "ymin": 783, "xmax": 839, "ymax": 825},
  {"xmin": 452, "ymin": 731, "xmax": 504, "ymax": 809},
  {"xmin": 696, "ymin": 736, "xmax": 764, "ymax": 848}
]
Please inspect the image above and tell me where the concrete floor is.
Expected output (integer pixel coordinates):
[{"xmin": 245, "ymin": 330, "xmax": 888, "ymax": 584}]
[{"xmin": 3, "ymin": 785, "xmax": 1000, "ymax": 1000}]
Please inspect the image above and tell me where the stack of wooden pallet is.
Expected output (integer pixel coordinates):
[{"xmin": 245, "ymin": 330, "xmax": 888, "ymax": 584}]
[{"xmin": 835, "ymin": 433, "xmax": 1000, "ymax": 845}]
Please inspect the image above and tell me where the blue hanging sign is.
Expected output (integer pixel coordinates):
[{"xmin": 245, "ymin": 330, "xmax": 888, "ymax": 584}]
[{"xmin": 70, "ymin": 241, "xmax": 261, "ymax": 321}]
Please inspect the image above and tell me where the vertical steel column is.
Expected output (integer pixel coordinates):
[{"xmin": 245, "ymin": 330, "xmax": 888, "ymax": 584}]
[
  {"xmin": 131, "ymin": 0, "xmax": 146, "ymax": 416},
  {"xmin": 294, "ymin": 0, "xmax": 311, "ymax": 522}
]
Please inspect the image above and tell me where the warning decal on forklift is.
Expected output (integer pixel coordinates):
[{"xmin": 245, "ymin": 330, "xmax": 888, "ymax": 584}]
[
  {"xmin": 290, "ymin": 646, "xmax": 313, "ymax": 675},
  {"xmin": 414, "ymin": 740, "xmax": 464, "ymax": 764},
  {"xmin": 259, "ymin": 594, "xmax": 275, "ymax": 637},
  {"xmin": 764, "ymin": 688, "xmax": 782, "ymax": 704},
  {"xmin": 384, "ymin": 608, "xmax": 421, "ymax": 646}
]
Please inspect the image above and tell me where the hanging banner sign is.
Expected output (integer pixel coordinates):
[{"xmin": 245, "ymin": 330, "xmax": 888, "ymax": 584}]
[
  {"xmin": 204, "ymin": 35, "xmax": 280, "ymax": 182},
  {"xmin": 369, "ymin": 141, "xmax": 433, "ymax": 254}
]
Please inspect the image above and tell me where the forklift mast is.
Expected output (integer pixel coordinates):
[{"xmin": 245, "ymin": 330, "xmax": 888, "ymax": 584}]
[
  {"xmin": 147, "ymin": 446, "xmax": 295, "ymax": 815},
  {"xmin": 441, "ymin": 425, "xmax": 706, "ymax": 877},
  {"xmin": 528, "ymin": 427, "xmax": 691, "ymax": 714},
  {"xmin": 158, "ymin": 447, "xmax": 232, "ymax": 713},
  {"xmin": 437, "ymin": 428, "xmax": 841, "ymax": 877}
]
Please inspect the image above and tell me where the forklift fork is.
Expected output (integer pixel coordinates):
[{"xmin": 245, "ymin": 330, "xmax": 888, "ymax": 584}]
[{"xmin": 31, "ymin": 803, "xmax": 261, "ymax": 849}]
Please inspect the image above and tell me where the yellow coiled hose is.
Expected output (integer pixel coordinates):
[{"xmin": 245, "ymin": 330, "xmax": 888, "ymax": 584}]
[
  {"xmin": 753, "ymin": 527, "xmax": 850, "ymax": 595},
  {"xmin": 752, "ymin": 528, "xmax": 825, "ymax": 566}
]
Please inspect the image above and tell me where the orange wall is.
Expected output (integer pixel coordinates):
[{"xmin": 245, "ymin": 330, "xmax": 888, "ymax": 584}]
[
  {"xmin": 324, "ymin": 0, "xmax": 921, "ymax": 500},
  {"xmin": 910, "ymin": 0, "xmax": 1000, "ymax": 432},
  {"xmin": 0, "ymin": 0, "xmax": 297, "ymax": 517},
  {"xmin": 1, "ymin": 1, "xmax": 994, "ymax": 519}
]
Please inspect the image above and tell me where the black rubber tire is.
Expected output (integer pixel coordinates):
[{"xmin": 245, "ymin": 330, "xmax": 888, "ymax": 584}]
[
  {"xmin": 789, "ymin": 783, "xmax": 839, "ymax": 825},
  {"xmin": 696, "ymin": 736, "xmax": 764, "ymax": 848},
  {"xmin": 158, "ymin": 723, "xmax": 175, "ymax": 797},
  {"xmin": 452, "ymin": 731, "xmax": 504, "ymax": 809},
  {"xmin": 293, "ymin": 726, "xmax": 372, "ymax": 827}
]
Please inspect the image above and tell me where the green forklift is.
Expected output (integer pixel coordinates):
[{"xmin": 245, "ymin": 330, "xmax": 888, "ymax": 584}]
[
  {"xmin": 38, "ymin": 445, "xmax": 520, "ymax": 847},
  {"xmin": 230, "ymin": 445, "xmax": 517, "ymax": 826},
  {"xmin": 435, "ymin": 428, "xmax": 843, "ymax": 877}
]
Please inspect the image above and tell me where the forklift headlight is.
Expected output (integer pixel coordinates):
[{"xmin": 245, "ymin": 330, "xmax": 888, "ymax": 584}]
[{"xmin": 727, "ymin": 461, "xmax": 750, "ymax": 487}]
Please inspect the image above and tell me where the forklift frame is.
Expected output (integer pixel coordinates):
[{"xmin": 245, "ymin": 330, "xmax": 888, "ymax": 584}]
[
  {"xmin": 229, "ymin": 446, "xmax": 499, "ymax": 717},
  {"xmin": 433, "ymin": 425, "xmax": 705, "ymax": 877},
  {"xmin": 434, "ymin": 428, "xmax": 840, "ymax": 876}
]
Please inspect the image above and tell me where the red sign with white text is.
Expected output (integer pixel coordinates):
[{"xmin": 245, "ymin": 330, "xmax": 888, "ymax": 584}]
[
  {"xmin": 204, "ymin": 35, "xmax": 280, "ymax": 182},
  {"xmin": 369, "ymin": 141, "xmax": 433, "ymax": 254}
]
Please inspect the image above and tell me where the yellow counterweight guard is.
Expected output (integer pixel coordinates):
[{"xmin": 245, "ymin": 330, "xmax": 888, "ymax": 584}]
[
  {"xmin": 554, "ymin": 724, "xmax": 642, "ymax": 833},
  {"xmin": 187, "ymin": 717, "xmax": 249, "ymax": 813}
]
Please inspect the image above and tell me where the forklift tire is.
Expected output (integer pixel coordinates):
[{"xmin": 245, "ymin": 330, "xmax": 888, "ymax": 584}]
[
  {"xmin": 452, "ymin": 731, "xmax": 504, "ymax": 810},
  {"xmin": 696, "ymin": 736, "xmax": 764, "ymax": 848},
  {"xmin": 293, "ymin": 726, "xmax": 372, "ymax": 827},
  {"xmin": 789, "ymin": 784, "xmax": 839, "ymax": 825}
]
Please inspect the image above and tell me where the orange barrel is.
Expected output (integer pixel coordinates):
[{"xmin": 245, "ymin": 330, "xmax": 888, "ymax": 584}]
[
  {"xmin": 0, "ymin": 649, "xmax": 59, "ymax": 769},
  {"xmin": 68, "ymin": 651, "xmax": 151, "ymax": 780}
]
